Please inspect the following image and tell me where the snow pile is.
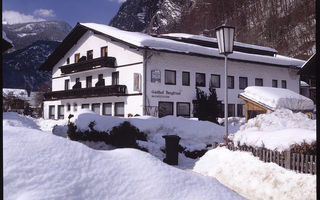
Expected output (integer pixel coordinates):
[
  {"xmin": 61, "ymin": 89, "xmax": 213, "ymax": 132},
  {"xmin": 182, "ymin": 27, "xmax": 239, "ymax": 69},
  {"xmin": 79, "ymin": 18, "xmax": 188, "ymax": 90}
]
[
  {"xmin": 3, "ymin": 112, "xmax": 39, "ymax": 130},
  {"xmin": 240, "ymin": 86, "xmax": 314, "ymax": 110},
  {"xmin": 80, "ymin": 23, "xmax": 304, "ymax": 67},
  {"xmin": 35, "ymin": 117, "xmax": 68, "ymax": 132},
  {"xmin": 3, "ymin": 114, "xmax": 245, "ymax": 200},
  {"xmin": 74, "ymin": 110, "xmax": 225, "ymax": 152},
  {"xmin": 3, "ymin": 88, "xmax": 29, "ymax": 100},
  {"xmin": 229, "ymin": 109, "xmax": 316, "ymax": 151},
  {"xmin": 193, "ymin": 147, "xmax": 316, "ymax": 200}
]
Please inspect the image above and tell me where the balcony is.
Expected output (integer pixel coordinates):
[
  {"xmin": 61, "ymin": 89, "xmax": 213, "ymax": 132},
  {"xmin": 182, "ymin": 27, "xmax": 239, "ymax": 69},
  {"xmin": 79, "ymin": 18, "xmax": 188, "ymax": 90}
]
[
  {"xmin": 60, "ymin": 56, "xmax": 116, "ymax": 74},
  {"xmin": 44, "ymin": 85, "xmax": 127, "ymax": 100}
]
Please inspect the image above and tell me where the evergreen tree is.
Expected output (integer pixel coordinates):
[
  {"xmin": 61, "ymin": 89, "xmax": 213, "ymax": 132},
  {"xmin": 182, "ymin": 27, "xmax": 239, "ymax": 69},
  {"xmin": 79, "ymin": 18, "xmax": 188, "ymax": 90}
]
[{"xmin": 194, "ymin": 86, "xmax": 221, "ymax": 124}]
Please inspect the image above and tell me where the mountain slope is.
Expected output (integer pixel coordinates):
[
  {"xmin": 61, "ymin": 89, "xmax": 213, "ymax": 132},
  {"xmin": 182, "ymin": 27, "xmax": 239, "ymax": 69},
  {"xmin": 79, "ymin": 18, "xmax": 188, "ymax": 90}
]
[
  {"xmin": 3, "ymin": 20, "xmax": 71, "ymax": 53},
  {"xmin": 2, "ymin": 40, "xmax": 60, "ymax": 91},
  {"xmin": 110, "ymin": 0, "xmax": 315, "ymax": 60}
]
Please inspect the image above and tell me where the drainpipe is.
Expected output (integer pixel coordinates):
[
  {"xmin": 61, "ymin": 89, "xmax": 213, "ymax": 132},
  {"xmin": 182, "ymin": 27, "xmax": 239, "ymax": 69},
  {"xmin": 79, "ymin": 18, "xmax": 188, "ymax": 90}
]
[{"xmin": 143, "ymin": 50, "xmax": 148, "ymax": 115}]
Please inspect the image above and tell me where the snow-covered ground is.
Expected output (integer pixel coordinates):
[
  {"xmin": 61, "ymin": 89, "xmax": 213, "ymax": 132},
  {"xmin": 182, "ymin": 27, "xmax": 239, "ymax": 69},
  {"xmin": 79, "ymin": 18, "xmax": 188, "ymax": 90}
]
[
  {"xmin": 229, "ymin": 109, "xmax": 316, "ymax": 151},
  {"xmin": 3, "ymin": 112, "xmax": 246, "ymax": 200},
  {"xmin": 193, "ymin": 147, "xmax": 316, "ymax": 200}
]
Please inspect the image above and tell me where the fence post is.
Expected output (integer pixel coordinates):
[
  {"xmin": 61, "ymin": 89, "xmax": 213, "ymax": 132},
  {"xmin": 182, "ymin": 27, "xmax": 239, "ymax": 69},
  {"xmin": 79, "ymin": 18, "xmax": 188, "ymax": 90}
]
[{"xmin": 285, "ymin": 150, "xmax": 291, "ymax": 169}]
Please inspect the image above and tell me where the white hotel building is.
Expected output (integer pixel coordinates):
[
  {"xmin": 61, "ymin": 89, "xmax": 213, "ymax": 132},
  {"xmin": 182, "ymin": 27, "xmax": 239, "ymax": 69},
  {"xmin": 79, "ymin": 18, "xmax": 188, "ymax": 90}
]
[{"xmin": 39, "ymin": 23, "xmax": 305, "ymax": 119}]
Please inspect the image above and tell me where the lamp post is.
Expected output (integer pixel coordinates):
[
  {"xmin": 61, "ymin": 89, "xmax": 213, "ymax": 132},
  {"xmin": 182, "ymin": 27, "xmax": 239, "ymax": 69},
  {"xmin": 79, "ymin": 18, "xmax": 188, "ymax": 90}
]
[{"xmin": 215, "ymin": 25, "xmax": 235, "ymax": 142}]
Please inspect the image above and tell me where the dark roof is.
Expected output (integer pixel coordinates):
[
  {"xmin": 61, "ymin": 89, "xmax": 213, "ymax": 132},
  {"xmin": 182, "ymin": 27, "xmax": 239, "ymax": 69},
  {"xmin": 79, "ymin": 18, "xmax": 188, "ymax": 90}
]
[
  {"xmin": 2, "ymin": 38, "xmax": 13, "ymax": 53},
  {"xmin": 298, "ymin": 54, "xmax": 317, "ymax": 79}
]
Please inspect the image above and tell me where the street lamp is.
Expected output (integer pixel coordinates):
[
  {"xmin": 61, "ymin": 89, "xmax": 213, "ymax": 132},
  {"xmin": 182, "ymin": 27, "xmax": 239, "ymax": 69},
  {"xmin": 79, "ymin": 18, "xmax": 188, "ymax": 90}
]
[{"xmin": 215, "ymin": 25, "xmax": 235, "ymax": 142}]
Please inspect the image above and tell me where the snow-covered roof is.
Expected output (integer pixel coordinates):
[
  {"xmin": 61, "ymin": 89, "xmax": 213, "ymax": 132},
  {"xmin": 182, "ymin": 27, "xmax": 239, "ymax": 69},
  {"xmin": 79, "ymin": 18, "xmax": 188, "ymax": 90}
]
[
  {"xmin": 161, "ymin": 33, "xmax": 278, "ymax": 54},
  {"xmin": 300, "ymin": 81, "xmax": 309, "ymax": 87},
  {"xmin": 81, "ymin": 23, "xmax": 305, "ymax": 68},
  {"xmin": 239, "ymin": 86, "xmax": 314, "ymax": 111},
  {"xmin": 3, "ymin": 88, "xmax": 29, "ymax": 100}
]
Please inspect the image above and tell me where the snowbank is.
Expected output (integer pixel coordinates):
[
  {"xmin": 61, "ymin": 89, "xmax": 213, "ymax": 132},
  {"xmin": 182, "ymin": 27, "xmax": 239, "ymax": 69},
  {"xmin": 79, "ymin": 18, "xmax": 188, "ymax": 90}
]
[
  {"xmin": 193, "ymin": 147, "xmax": 316, "ymax": 200},
  {"xmin": 229, "ymin": 109, "xmax": 316, "ymax": 151},
  {"xmin": 3, "ymin": 112, "xmax": 39, "ymax": 130},
  {"xmin": 3, "ymin": 114, "xmax": 245, "ymax": 200},
  {"xmin": 240, "ymin": 86, "xmax": 314, "ymax": 110},
  {"xmin": 74, "ymin": 110, "xmax": 225, "ymax": 151}
]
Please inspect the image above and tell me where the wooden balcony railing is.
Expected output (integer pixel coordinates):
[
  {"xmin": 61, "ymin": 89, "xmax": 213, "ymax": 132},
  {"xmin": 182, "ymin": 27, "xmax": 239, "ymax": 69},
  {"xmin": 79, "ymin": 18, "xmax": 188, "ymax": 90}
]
[
  {"xmin": 44, "ymin": 85, "xmax": 126, "ymax": 100},
  {"xmin": 60, "ymin": 56, "xmax": 116, "ymax": 74}
]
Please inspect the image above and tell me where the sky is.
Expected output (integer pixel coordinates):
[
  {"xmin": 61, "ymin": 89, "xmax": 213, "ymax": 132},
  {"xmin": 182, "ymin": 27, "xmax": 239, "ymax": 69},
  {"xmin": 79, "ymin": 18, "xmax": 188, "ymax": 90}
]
[{"xmin": 2, "ymin": 0, "xmax": 126, "ymax": 27}]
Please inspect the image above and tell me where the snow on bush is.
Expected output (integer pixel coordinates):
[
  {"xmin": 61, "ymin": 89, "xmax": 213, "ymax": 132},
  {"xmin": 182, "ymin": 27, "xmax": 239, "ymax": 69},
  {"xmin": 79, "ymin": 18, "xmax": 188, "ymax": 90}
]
[
  {"xmin": 3, "ymin": 115, "xmax": 245, "ymax": 200},
  {"xmin": 229, "ymin": 109, "xmax": 316, "ymax": 151},
  {"xmin": 73, "ymin": 110, "xmax": 225, "ymax": 152},
  {"xmin": 193, "ymin": 147, "xmax": 316, "ymax": 200}
]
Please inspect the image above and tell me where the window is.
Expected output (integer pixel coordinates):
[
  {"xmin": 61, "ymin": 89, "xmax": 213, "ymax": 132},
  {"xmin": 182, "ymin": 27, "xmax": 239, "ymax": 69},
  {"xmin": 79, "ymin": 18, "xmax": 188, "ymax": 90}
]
[
  {"xmin": 67, "ymin": 104, "xmax": 71, "ymax": 111},
  {"xmin": 86, "ymin": 76, "xmax": 92, "ymax": 88},
  {"xmin": 112, "ymin": 72, "xmax": 119, "ymax": 85},
  {"xmin": 165, "ymin": 70, "xmax": 176, "ymax": 85},
  {"xmin": 210, "ymin": 74, "xmax": 220, "ymax": 88},
  {"xmin": 255, "ymin": 78, "xmax": 263, "ymax": 86},
  {"xmin": 73, "ymin": 103, "xmax": 78, "ymax": 112},
  {"xmin": 281, "ymin": 80, "xmax": 287, "ymax": 88},
  {"xmin": 82, "ymin": 104, "xmax": 89, "ymax": 109},
  {"xmin": 158, "ymin": 102, "xmax": 173, "ymax": 118},
  {"xmin": 196, "ymin": 73, "xmax": 206, "ymax": 87},
  {"xmin": 151, "ymin": 70, "xmax": 161, "ymax": 83},
  {"xmin": 177, "ymin": 102, "xmax": 190, "ymax": 117},
  {"xmin": 227, "ymin": 76, "xmax": 234, "ymax": 89},
  {"xmin": 101, "ymin": 46, "xmax": 108, "ymax": 57},
  {"xmin": 103, "ymin": 103, "xmax": 112, "ymax": 116},
  {"xmin": 92, "ymin": 103, "xmax": 100, "ymax": 114},
  {"xmin": 74, "ymin": 53, "xmax": 80, "ymax": 63},
  {"xmin": 239, "ymin": 77, "xmax": 248, "ymax": 90},
  {"xmin": 228, "ymin": 104, "xmax": 235, "ymax": 117},
  {"xmin": 98, "ymin": 74, "xmax": 103, "ymax": 81},
  {"xmin": 115, "ymin": 102, "xmax": 124, "ymax": 116},
  {"xmin": 67, "ymin": 57, "xmax": 70, "ymax": 64},
  {"xmin": 58, "ymin": 105, "xmax": 64, "ymax": 119},
  {"xmin": 65, "ymin": 79, "xmax": 70, "ymax": 90},
  {"xmin": 237, "ymin": 104, "xmax": 244, "ymax": 117},
  {"xmin": 182, "ymin": 71, "xmax": 190, "ymax": 86},
  {"xmin": 87, "ymin": 50, "xmax": 93, "ymax": 60},
  {"xmin": 76, "ymin": 78, "xmax": 80, "ymax": 83},
  {"xmin": 272, "ymin": 80, "xmax": 278, "ymax": 88},
  {"xmin": 49, "ymin": 105, "xmax": 55, "ymax": 119}
]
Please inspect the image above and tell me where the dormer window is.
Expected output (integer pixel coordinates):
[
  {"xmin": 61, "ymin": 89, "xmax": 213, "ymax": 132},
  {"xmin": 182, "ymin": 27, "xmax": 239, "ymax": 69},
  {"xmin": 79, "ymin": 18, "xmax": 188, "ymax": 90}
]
[
  {"xmin": 87, "ymin": 50, "xmax": 93, "ymax": 60},
  {"xmin": 74, "ymin": 53, "xmax": 80, "ymax": 63},
  {"xmin": 101, "ymin": 46, "xmax": 108, "ymax": 57}
]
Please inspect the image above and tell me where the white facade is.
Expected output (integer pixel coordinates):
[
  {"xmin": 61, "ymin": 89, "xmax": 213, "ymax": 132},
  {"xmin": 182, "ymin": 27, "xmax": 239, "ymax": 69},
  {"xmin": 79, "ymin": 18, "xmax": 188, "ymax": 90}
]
[{"xmin": 42, "ymin": 24, "xmax": 303, "ymax": 120}]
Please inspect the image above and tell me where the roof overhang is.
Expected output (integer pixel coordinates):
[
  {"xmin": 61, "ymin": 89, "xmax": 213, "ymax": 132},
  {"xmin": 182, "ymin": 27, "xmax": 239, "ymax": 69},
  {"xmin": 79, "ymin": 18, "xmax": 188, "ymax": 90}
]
[{"xmin": 298, "ymin": 54, "xmax": 317, "ymax": 79}]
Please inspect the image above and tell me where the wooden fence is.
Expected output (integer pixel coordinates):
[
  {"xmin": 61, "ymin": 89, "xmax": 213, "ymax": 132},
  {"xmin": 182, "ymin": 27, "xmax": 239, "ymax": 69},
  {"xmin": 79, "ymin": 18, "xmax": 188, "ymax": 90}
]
[{"xmin": 213, "ymin": 142, "xmax": 316, "ymax": 175}]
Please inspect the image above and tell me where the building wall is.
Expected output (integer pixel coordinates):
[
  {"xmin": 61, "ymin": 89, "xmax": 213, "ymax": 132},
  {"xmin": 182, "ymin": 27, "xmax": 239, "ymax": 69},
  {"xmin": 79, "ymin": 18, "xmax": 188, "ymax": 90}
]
[
  {"xmin": 51, "ymin": 31, "xmax": 144, "ymax": 93},
  {"xmin": 145, "ymin": 51, "xmax": 300, "ymax": 117}
]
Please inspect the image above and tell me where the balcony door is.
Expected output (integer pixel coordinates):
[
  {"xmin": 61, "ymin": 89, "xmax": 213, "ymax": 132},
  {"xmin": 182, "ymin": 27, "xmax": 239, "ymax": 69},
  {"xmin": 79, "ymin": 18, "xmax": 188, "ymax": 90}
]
[{"xmin": 112, "ymin": 72, "xmax": 119, "ymax": 85}]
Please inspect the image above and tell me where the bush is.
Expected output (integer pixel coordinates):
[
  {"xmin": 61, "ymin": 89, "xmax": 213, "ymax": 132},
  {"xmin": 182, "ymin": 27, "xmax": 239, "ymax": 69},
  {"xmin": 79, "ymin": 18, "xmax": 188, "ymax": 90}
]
[
  {"xmin": 67, "ymin": 120, "xmax": 147, "ymax": 151},
  {"xmin": 289, "ymin": 141, "xmax": 316, "ymax": 155}
]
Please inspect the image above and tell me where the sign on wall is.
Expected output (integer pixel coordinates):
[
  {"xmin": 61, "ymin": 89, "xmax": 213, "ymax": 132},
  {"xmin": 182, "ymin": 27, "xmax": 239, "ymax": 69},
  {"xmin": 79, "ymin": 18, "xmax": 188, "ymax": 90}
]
[
  {"xmin": 151, "ymin": 70, "xmax": 161, "ymax": 83},
  {"xmin": 133, "ymin": 73, "xmax": 141, "ymax": 92}
]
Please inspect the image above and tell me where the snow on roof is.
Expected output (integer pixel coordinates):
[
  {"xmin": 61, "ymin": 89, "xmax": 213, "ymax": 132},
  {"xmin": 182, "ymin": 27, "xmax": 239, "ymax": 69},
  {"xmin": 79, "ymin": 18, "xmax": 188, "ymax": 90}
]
[
  {"xmin": 3, "ymin": 88, "xmax": 29, "ymax": 100},
  {"xmin": 300, "ymin": 81, "xmax": 309, "ymax": 87},
  {"xmin": 240, "ymin": 86, "xmax": 314, "ymax": 111},
  {"xmin": 80, "ymin": 23, "xmax": 305, "ymax": 67},
  {"xmin": 161, "ymin": 33, "xmax": 278, "ymax": 53}
]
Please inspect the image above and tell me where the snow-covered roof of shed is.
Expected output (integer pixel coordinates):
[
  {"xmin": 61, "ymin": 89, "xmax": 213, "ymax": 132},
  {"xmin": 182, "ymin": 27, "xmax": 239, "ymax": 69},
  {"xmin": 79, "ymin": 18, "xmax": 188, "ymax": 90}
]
[
  {"xmin": 239, "ymin": 86, "xmax": 314, "ymax": 111},
  {"xmin": 81, "ymin": 23, "xmax": 305, "ymax": 67},
  {"xmin": 3, "ymin": 88, "xmax": 29, "ymax": 100},
  {"xmin": 161, "ymin": 33, "xmax": 278, "ymax": 53}
]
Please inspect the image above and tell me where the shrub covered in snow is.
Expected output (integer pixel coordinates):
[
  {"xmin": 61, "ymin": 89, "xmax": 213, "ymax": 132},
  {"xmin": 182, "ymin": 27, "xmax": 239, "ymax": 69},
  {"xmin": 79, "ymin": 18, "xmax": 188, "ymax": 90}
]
[{"xmin": 229, "ymin": 109, "xmax": 316, "ymax": 152}]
